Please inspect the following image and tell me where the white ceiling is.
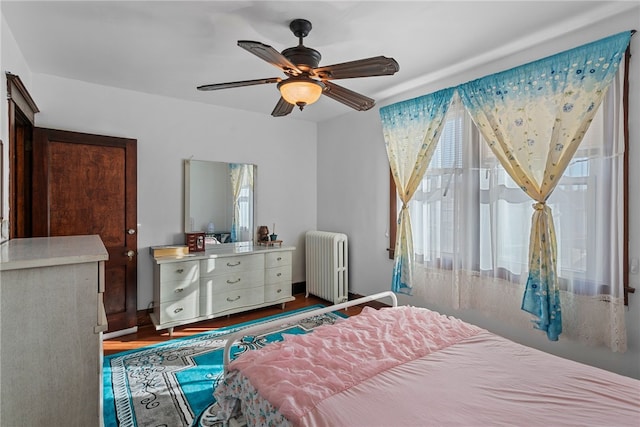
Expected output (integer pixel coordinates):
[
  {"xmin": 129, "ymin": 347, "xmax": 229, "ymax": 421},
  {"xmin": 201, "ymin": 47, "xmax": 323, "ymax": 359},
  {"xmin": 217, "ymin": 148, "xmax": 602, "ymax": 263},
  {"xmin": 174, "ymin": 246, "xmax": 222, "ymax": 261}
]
[{"xmin": 2, "ymin": 1, "xmax": 637, "ymax": 123}]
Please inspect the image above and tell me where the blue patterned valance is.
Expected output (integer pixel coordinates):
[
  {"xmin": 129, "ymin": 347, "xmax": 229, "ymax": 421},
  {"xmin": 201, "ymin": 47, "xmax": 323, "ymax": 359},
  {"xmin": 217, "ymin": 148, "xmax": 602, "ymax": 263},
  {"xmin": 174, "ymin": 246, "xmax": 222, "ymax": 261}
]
[{"xmin": 458, "ymin": 31, "xmax": 631, "ymax": 200}]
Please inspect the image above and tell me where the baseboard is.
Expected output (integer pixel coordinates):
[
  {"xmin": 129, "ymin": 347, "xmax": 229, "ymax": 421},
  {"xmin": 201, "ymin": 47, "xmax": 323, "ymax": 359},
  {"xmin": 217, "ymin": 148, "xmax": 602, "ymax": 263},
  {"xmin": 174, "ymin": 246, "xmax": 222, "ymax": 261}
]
[
  {"xmin": 137, "ymin": 309, "xmax": 153, "ymax": 328},
  {"xmin": 293, "ymin": 287, "xmax": 389, "ymax": 308},
  {"xmin": 103, "ymin": 326, "xmax": 138, "ymax": 340},
  {"xmin": 292, "ymin": 281, "xmax": 305, "ymax": 295},
  {"xmin": 348, "ymin": 292, "xmax": 391, "ymax": 308}
]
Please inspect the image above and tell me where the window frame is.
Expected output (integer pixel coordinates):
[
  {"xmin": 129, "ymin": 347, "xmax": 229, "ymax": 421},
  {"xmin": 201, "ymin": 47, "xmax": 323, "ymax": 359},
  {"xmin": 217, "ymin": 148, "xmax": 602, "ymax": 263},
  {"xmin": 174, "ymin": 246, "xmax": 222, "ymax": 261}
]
[{"xmin": 387, "ymin": 48, "xmax": 633, "ymax": 304}]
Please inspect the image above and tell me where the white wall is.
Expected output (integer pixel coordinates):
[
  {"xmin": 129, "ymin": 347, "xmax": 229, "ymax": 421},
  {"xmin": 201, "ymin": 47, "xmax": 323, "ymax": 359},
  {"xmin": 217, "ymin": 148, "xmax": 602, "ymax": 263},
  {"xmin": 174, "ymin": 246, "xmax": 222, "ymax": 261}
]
[
  {"xmin": 318, "ymin": 10, "xmax": 640, "ymax": 379},
  {"xmin": 0, "ymin": 14, "xmax": 33, "ymax": 241},
  {"xmin": 28, "ymin": 74, "xmax": 317, "ymax": 310},
  {"xmin": 317, "ymin": 109, "xmax": 392, "ymax": 295},
  {"xmin": 1, "ymin": 12, "xmax": 318, "ymax": 309}
]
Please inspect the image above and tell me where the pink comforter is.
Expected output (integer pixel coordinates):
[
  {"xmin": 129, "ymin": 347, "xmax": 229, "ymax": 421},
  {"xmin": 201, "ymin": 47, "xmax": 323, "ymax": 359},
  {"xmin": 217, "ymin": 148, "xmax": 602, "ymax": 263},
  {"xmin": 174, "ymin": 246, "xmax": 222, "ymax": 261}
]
[{"xmin": 227, "ymin": 305, "xmax": 483, "ymax": 425}]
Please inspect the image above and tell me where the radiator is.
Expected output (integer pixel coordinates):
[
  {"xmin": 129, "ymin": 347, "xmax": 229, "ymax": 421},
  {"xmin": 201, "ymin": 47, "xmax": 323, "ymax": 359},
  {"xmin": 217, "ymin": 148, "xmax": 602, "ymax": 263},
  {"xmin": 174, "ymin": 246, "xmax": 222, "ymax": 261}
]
[{"xmin": 305, "ymin": 231, "xmax": 349, "ymax": 304}]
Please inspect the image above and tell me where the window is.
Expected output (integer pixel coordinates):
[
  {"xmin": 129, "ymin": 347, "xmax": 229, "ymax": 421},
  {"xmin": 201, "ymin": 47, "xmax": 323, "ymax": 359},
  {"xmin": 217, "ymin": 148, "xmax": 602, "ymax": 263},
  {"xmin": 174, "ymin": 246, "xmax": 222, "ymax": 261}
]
[
  {"xmin": 389, "ymin": 66, "xmax": 630, "ymax": 302},
  {"xmin": 237, "ymin": 181, "xmax": 254, "ymax": 237}
]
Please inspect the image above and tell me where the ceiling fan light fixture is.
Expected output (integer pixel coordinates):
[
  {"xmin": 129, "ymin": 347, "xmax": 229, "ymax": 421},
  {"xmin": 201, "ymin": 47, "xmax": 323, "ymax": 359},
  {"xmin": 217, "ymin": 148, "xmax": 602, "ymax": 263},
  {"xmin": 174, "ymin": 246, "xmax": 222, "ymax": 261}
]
[
  {"xmin": 278, "ymin": 78, "xmax": 324, "ymax": 109},
  {"xmin": 199, "ymin": 18, "xmax": 399, "ymax": 117}
]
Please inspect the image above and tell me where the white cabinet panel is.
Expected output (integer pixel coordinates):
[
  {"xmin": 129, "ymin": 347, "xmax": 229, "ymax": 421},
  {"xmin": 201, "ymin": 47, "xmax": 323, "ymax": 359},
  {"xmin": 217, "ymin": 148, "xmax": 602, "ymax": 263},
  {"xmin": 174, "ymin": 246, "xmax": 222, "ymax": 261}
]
[
  {"xmin": 204, "ymin": 269, "xmax": 265, "ymax": 294},
  {"xmin": 158, "ymin": 294, "xmax": 199, "ymax": 324},
  {"xmin": 200, "ymin": 254, "xmax": 264, "ymax": 276},
  {"xmin": 266, "ymin": 251, "xmax": 292, "ymax": 268},
  {"xmin": 159, "ymin": 260, "xmax": 199, "ymax": 282},
  {"xmin": 159, "ymin": 260, "xmax": 199, "ymax": 303},
  {"xmin": 152, "ymin": 245, "xmax": 295, "ymax": 334},
  {"xmin": 265, "ymin": 283, "xmax": 291, "ymax": 303},
  {"xmin": 265, "ymin": 265, "xmax": 292, "ymax": 286},
  {"xmin": 213, "ymin": 287, "xmax": 265, "ymax": 313},
  {"xmin": 0, "ymin": 235, "xmax": 107, "ymax": 426}
]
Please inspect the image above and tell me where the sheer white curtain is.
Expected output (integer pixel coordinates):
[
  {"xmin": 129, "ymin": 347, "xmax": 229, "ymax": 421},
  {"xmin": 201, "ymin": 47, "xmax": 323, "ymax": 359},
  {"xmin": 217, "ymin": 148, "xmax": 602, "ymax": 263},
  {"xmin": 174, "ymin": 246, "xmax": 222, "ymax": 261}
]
[
  {"xmin": 229, "ymin": 164, "xmax": 253, "ymax": 242},
  {"xmin": 554, "ymin": 60, "xmax": 627, "ymax": 351},
  {"xmin": 409, "ymin": 72, "xmax": 627, "ymax": 350}
]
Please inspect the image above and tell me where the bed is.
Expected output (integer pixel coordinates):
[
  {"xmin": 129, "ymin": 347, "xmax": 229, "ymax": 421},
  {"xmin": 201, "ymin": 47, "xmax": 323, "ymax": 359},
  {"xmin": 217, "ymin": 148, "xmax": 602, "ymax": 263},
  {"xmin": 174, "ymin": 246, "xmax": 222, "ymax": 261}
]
[{"xmin": 214, "ymin": 291, "xmax": 640, "ymax": 426}]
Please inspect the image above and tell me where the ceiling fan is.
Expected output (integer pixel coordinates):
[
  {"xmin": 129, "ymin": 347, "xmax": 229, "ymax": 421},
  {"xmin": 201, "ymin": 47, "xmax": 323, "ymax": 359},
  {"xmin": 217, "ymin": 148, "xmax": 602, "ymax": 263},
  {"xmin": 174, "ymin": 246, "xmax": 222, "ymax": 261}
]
[{"xmin": 197, "ymin": 18, "xmax": 400, "ymax": 117}]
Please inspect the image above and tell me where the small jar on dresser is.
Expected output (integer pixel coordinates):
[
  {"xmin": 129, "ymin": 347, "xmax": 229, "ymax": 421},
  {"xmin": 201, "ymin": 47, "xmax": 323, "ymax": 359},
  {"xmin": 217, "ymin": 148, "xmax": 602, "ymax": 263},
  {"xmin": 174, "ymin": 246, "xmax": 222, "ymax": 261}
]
[{"xmin": 150, "ymin": 243, "xmax": 295, "ymax": 335}]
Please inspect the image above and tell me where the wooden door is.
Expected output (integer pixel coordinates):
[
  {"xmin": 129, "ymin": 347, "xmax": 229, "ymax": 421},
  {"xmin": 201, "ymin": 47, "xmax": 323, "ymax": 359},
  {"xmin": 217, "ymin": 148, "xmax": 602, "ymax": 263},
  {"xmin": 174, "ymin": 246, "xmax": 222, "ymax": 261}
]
[{"xmin": 32, "ymin": 128, "xmax": 137, "ymax": 333}]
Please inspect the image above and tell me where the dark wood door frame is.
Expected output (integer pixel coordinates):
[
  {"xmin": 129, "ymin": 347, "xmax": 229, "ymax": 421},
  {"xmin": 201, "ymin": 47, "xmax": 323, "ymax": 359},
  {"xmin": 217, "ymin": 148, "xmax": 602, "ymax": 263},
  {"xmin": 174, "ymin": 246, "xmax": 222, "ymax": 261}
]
[
  {"xmin": 32, "ymin": 128, "xmax": 138, "ymax": 332},
  {"xmin": 6, "ymin": 72, "xmax": 39, "ymax": 239},
  {"xmin": 7, "ymin": 73, "xmax": 139, "ymax": 332}
]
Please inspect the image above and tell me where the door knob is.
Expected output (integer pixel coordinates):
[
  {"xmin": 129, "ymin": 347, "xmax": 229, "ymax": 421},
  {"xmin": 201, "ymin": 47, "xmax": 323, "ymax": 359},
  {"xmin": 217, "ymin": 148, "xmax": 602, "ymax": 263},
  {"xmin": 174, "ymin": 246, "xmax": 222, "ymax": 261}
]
[
  {"xmin": 127, "ymin": 228, "xmax": 136, "ymax": 235},
  {"xmin": 125, "ymin": 250, "xmax": 135, "ymax": 261}
]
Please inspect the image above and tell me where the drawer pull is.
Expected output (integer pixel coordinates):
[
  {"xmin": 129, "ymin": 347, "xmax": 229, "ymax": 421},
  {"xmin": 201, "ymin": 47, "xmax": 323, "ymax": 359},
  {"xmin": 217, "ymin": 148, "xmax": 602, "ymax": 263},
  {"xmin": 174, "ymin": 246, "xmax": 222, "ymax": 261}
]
[
  {"xmin": 227, "ymin": 261, "xmax": 241, "ymax": 267},
  {"xmin": 226, "ymin": 278, "xmax": 241, "ymax": 284},
  {"xmin": 176, "ymin": 268, "xmax": 184, "ymax": 274},
  {"xmin": 277, "ymin": 272, "xmax": 282, "ymax": 277},
  {"xmin": 174, "ymin": 307, "xmax": 183, "ymax": 314},
  {"xmin": 277, "ymin": 257, "xmax": 282, "ymax": 261},
  {"xmin": 175, "ymin": 288, "xmax": 184, "ymax": 293},
  {"xmin": 277, "ymin": 288, "xmax": 282, "ymax": 293},
  {"xmin": 226, "ymin": 296, "xmax": 241, "ymax": 302}
]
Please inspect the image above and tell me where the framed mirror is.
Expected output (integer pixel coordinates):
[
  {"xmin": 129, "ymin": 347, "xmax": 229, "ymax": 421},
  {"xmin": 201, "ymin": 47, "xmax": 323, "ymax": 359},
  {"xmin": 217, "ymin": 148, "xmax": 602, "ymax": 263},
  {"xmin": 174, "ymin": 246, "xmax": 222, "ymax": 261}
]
[{"xmin": 184, "ymin": 159, "xmax": 255, "ymax": 244}]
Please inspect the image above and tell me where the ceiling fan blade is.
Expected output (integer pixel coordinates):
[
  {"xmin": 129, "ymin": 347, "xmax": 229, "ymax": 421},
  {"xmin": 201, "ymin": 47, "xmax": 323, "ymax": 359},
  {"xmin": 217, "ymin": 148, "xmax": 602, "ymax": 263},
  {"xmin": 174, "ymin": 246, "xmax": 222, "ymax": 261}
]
[
  {"xmin": 313, "ymin": 56, "xmax": 399, "ymax": 80},
  {"xmin": 271, "ymin": 97, "xmax": 295, "ymax": 117},
  {"xmin": 197, "ymin": 77, "xmax": 281, "ymax": 91},
  {"xmin": 238, "ymin": 40, "xmax": 303, "ymax": 75},
  {"xmin": 323, "ymin": 81, "xmax": 375, "ymax": 111}
]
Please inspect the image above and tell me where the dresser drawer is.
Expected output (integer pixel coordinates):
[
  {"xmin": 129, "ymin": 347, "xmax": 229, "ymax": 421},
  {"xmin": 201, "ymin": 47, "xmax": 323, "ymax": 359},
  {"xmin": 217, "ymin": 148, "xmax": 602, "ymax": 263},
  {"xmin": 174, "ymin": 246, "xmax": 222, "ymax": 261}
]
[
  {"xmin": 158, "ymin": 293, "xmax": 198, "ymax": 324},
  {"xmin": 264, "ymin": 283, "xmax": 292, "ymax": 303},
  {"xmin": 160, "ymin": 260, "xmax": 199, "ymax": 283},
  {"xmin": 202, "ymin": 269, "xmax": 264, "ymax": 294},
  {"xmin": 160, "ymin": 276, "xmax": 199, "ymax": 303},
  {"xmin": 213, "ymin": 288, "xmax": 264, "ymax": 313},
  {"xmin": 200, "ymin": 254, "xmax": 264, "ymax": 277},
  {"xmin": 265, "ymin": 251, "xmax": 291, "ymax": 268},
  {"xmin": 265, "ymin": 265, "xmax": 292, "ymax": 286}
]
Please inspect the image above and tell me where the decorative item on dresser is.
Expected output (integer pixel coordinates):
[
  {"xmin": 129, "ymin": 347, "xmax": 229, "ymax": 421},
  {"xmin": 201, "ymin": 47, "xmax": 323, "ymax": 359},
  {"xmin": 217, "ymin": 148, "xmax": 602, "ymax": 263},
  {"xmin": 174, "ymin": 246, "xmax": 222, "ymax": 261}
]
[
  {"xmin": 257, "ymin": 225, "xmax": 270, "ymax": 242},
  {"xmin": 151, "ymin": 243, "xmax": 295, "ymax": 335},
  {"xmin": 185, "ymin": 232, "xmax": 206, "ymax": 252},
  {"xmin": 150, "ymin": 245, "xmax": 190, "ymax": 258},
  {"xmin": 256, "ymin": 224, "xmax": 283, "ymax": 247}
]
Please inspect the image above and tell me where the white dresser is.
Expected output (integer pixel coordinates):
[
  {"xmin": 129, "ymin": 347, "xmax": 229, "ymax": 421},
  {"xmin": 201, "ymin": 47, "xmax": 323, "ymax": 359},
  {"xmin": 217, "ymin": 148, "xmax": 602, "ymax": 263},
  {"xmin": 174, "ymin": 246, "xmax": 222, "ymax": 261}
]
[
  {"xmin": 151, "ymin": 243, "xmax": 295, "ymax": 334},
  {"xmin": 0, "ymin": 235, "xmax": 108, "ymax": 427}
]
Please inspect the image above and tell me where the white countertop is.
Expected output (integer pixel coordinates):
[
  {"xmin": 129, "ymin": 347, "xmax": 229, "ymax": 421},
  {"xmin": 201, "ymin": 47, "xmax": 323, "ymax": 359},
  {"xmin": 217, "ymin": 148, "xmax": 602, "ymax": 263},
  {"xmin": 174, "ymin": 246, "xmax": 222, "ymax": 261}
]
[
  {"xmin": 153, "ymin": 242, "xmax": 296, "ymax": 264},
  {"xmin": 0, "ymin": 235, "xmax": 108, "ymax": 271}
]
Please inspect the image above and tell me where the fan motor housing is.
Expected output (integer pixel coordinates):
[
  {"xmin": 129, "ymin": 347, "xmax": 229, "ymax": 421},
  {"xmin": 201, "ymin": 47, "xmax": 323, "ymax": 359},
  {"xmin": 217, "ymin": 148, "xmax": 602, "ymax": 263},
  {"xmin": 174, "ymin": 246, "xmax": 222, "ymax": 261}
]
[{"xmin": 282, "ymin": 45, "xmax": 322, "ymax": 72}]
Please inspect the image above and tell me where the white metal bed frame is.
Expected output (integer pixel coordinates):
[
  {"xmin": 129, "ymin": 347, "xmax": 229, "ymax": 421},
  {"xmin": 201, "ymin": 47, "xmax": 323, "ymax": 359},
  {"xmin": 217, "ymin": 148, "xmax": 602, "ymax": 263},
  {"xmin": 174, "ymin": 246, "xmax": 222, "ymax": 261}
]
[{"xmin": 222, "ymin": 291, "xmax": 398, "ymax": 369}]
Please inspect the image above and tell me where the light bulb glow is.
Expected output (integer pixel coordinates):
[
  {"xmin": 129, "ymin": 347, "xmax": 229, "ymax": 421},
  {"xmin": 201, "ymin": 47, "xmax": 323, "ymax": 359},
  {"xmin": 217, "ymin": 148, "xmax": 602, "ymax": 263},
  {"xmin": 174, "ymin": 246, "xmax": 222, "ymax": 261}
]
[{"xmin": 278, "ymin": 79, "xmax": 324, "ymax": 107}]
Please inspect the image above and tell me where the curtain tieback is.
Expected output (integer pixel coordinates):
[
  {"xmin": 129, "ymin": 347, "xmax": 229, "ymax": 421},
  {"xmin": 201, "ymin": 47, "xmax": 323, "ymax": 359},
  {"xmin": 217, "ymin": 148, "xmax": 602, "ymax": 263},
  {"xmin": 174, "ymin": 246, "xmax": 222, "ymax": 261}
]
[{"xmin": 533, "ymin": 202, "xmax": 546, "ymax": 211}]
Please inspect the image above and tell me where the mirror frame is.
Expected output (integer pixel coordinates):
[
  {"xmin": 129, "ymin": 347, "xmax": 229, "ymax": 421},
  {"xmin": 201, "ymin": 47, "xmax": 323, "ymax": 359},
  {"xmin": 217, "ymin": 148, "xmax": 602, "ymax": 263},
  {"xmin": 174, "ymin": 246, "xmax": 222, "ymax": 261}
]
[{"xmin": 183, "ymin": 159, "xmax": 256, "ymax": 244}]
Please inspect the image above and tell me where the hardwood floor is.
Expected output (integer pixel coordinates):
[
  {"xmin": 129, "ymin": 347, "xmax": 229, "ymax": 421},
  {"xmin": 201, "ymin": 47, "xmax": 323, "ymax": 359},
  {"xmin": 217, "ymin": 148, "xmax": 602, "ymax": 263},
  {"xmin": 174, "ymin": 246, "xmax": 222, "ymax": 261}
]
[{"xmin": 103, "ymin": 293, "xmax": 377, "ymax": 356}]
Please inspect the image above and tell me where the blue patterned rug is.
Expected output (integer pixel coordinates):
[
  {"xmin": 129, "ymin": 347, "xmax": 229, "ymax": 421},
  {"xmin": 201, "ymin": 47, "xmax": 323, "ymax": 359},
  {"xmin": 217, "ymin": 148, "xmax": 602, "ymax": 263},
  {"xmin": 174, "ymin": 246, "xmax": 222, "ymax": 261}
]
[{"xmin": 103, "ymin": 305, "xmax": 344, "ymax": 427}]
